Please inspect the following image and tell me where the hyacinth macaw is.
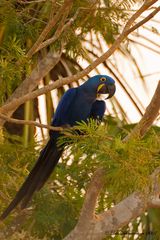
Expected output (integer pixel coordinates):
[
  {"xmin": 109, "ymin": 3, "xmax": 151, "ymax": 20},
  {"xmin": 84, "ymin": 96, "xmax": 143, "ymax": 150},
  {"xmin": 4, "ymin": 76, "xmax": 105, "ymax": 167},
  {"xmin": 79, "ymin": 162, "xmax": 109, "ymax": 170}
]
[{"xmin": 1, "ymin": 74, "xmax": 116, "ymax": 219}]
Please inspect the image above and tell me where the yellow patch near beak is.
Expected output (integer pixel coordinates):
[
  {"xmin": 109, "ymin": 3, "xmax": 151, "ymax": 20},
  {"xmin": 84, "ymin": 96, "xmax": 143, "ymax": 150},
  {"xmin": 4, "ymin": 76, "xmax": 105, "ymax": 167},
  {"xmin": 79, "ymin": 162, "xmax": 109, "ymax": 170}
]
[
  {"xmin": 97, "ymin": 84, "xmax": 105, "ymax": 98},
  {"xmin": 97, "ymin": 84, "xmax": 105, "ymax": 96}
]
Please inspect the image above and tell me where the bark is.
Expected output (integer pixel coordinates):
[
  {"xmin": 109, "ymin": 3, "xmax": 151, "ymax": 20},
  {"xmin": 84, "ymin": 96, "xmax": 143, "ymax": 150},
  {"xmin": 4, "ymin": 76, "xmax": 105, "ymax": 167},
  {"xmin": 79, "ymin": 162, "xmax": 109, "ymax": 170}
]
[
  {"xmin": 0, "ymin": 51, "xmax": 62, "ymax": 125},
  {"xmin": 64, "ymin": 171, "xmax": 160, "ymax": 240},
  {"xmin": 124, "ymin": 81, "xmax": 160, "ymax": 141}
]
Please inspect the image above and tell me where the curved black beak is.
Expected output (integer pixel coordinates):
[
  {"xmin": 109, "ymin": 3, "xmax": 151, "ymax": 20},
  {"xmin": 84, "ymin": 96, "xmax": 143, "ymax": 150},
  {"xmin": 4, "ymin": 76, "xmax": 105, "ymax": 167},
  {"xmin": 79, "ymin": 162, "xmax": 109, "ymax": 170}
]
[
  {"xmin": 97, "ymin": 83, "xmax": 116, "ymax": 99},
  {"xmin": 106, "ymin": 84, "xmax": 116, "ymax": 99}
]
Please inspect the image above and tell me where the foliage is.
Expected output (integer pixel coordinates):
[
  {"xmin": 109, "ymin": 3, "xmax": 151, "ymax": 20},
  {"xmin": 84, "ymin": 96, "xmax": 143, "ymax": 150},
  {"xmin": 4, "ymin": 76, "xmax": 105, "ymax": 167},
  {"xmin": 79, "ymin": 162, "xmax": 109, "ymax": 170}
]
[
  {"xmin": 0, "ymin": 119, "xmax": 160, "ymax": 239},
  {"xmin": 59, "ymin": 119, "xmax": 160, "ymax": 201},
  {"xmin": 0, "ymin": 231, "xmax": 47, "ymax": 240}
]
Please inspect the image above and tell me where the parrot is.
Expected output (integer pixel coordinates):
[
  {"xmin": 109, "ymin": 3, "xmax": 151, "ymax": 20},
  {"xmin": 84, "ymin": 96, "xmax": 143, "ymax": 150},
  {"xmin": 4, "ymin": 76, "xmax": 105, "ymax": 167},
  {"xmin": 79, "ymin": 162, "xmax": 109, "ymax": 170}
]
[{"xmin": 0, "ymin": 74, "xmax": 116, "ymax": 220}]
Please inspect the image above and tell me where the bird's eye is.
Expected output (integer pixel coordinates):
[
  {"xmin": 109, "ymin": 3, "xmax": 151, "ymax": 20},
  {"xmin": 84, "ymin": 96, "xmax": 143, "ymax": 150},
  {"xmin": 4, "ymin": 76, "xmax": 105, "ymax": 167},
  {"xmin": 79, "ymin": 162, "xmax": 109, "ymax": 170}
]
[{"xmin": 100, "ymin": 77, "xmax": 106, "ymax": 82}]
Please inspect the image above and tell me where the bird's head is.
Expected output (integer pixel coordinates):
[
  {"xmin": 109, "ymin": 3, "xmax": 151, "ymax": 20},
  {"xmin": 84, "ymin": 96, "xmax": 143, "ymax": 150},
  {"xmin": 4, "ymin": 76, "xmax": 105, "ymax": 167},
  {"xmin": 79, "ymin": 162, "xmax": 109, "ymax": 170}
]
[{"xmin": 83, "ymin": 75, "xmax": 116, "ymax": 99}]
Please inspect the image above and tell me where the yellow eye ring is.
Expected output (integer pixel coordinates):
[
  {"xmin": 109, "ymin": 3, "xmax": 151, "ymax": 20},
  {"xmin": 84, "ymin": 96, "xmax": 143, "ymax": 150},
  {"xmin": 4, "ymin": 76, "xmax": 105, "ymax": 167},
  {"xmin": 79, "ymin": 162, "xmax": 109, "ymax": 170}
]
[{"xmin": 100, "ymin": 77, "xmax": 106, "ymax": 82}]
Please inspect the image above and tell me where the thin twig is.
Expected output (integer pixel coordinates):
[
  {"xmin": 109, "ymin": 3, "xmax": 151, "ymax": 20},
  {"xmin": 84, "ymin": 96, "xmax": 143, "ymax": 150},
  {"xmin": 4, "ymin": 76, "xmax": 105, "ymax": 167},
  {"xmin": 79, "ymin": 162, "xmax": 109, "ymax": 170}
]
[
  {"xmin": 26, "ymin": 0, "xmax": 73, "ymax": 58},
  {"xmin": 122, "ymin": 0, "xmax": 157, "ymax": 33},
  {"xmin": 125, "ymin": 5, "xmax": 160, "ymax": 35},
  {"xmin": 18, "ymin": 0, "xmax": 46, "ymax": 3},
  {"xmin": 132, "ymin": 32, "xmax": 160, "ymax": 49},
  {"xmin": 128, "ymin": 38, "xmax": 160, "ymax": 55},
  {"xmin": 0, "ymin": 113, "xmax": 63, "ymax": 132},
  {"xmin": 36, "ymin": 9, "xmax": 80, "ymax": 53}
]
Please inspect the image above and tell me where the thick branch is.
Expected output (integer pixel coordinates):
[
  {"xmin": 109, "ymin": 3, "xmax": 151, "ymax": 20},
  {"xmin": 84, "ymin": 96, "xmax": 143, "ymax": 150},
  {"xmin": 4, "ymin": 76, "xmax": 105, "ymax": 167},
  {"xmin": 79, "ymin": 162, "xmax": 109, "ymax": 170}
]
[
  {"xmin": 77, "ymin": 169, "xmax": 105, "ymax": 229},
  {"xmin": 0, "ymin": 51, "xmax": 62, "ymax": 125},
  {"xmin": 124, "ymin": 80, "xmax": 160, "ymax": 141},
  {"xmin": 95, "ymin": 168, "xmax": 160, "ymax": 237},
  {"xmin": 7, "ymin": 52, "xmax": 62, "ymax": 103},
  {"xmin": 64, "ymin": 170, "xmax": 160, "ymax": 240}
]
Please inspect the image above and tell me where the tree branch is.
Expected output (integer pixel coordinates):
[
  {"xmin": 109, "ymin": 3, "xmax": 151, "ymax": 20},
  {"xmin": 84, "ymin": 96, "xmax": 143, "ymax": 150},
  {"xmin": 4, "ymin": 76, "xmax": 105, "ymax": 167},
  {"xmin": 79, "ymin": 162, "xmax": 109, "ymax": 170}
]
[
  {"xmin": 122, "ymin": 0, "xmax": 158, "ymax": 33},
  {"xmin": 77, "ymin": 169, "xmax": 105, "ymax": 228},
  {"xmin": 0, "ymin": 113, "xmax": 62, "ymax": 131},
  {"xmin": 0, "ymin": 1, "xmax": 159, "ymax": 119},
  {"xmin": 26, "ymin": 0, "xmax": 73, "ymax": 58},
  {"xmin": 125, "ymin": 5, "xmax": 160, "ymax": 35},
  {"xmin": 124, "ymin": 80, "xmax": 160, "ymax": 141},
  {"xmin": 36, "ymin": 8, "xmax": 80, "ymax": 53},
  {"xmin": 7, "ymin": 51, "xmax": 62, "ymax": 103},
  {"xmin": 64, "ymin": 163, "xmax": 160, "ymax": 240},
  {"xmin": 0, "ymin": 51, "xmax": 62, "ymax": 125},
  {"xmin": 95, "ymin": 168, "xmax": 160, "ymax": 237}
]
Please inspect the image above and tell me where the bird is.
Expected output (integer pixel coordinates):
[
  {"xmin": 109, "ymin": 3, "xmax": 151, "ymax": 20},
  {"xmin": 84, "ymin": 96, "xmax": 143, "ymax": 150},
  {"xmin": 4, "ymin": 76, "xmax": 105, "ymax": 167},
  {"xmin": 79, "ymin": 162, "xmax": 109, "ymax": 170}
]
[{"xmin": 0, "ymin": 74, "xmax": 116, "ymax": 220}]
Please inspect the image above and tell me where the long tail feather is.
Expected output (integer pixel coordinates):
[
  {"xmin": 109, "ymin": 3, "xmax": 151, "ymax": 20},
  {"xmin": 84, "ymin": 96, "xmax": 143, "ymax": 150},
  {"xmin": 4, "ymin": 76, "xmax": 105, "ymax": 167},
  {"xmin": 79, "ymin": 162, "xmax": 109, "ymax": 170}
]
[
  {"xmin": 21, "ymin": 147, "xmax": 62, "ymax": 209},
  {"xmin": 0, "ymin": 139, "xmax": 62, "ymax": 220}
]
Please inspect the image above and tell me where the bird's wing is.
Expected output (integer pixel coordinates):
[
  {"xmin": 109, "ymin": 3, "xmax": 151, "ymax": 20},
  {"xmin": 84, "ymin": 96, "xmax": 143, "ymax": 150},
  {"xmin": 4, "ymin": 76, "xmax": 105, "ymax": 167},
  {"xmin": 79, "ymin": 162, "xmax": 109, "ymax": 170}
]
[
  {"xmin": 90, "ymin": 100, "xmax": 106, "ymax": 121},
  {"xmin": 51, "ymin": 88, "xmax": 77, "ymax": 127}
]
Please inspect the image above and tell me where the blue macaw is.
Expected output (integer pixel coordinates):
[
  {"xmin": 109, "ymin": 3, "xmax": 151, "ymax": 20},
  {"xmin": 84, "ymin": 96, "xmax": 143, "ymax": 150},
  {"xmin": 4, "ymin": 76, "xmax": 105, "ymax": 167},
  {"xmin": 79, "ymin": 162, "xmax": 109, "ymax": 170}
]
[{"xmin": 1, "ymin": 75, "xmax": 115, "ymax": 219}]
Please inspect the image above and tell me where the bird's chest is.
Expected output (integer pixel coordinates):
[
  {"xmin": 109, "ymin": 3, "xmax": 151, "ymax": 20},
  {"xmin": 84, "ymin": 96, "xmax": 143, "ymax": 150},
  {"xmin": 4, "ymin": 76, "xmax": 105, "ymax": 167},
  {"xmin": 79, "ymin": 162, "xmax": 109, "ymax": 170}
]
[{"xmin": 67, "ymin": 96, "xmax": 94, "ymax": 125}]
